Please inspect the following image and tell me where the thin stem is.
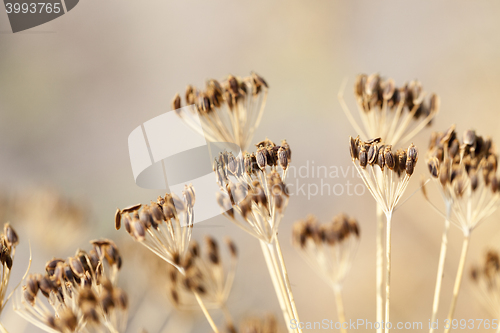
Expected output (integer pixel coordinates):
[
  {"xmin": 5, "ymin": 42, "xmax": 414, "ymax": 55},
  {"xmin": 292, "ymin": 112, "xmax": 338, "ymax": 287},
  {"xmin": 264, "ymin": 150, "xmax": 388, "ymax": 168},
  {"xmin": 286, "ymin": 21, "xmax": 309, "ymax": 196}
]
[
  {"xmin": 221, "ymin": 304, "xmax": 236, "ymax": 333},
  {"xmin": 260, "ymin": 240, "xmax": 294, "ymax": 333},
  {"xmin": 193, "ymin": 291, "xmax": 220, "ymax": 333},
  {"xmin": 376, "ymin": 204, "xmax": 384, "ymax": 333},
  {"xmin": 0, "ymin": 322, "xmax": 8, "ymax": 333},
  {"xmin": 274, "ymin": 237, "xmax": 302, "ymax": 332},
  {"xmin": 429, "ymin": 203, "xmax": 452, "ymax": 333},
  {"xmin": 333, "ymin": 286, "xmax": 347, "ymax": 333},
  {"xmin": 443, "ymin": 234, "xmax": 470, "ymax": 333},
  {"xmin": 384, "ymin": 211, "xmax": 393, "ymax": 333}
]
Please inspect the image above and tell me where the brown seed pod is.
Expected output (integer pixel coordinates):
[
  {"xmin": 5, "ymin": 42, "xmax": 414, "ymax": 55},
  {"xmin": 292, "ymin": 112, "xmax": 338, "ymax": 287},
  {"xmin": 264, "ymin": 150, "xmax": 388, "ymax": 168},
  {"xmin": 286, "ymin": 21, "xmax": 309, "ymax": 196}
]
[
  {"xmin": 359, "ymin": 145, "xmax": 368, "ymax": 168},
  {"xmin": 172, "ymin": 93, "xmax": 181, "ymax": 110},
  {"xmin": 377, "ymin": 147, "xmax": 385, "ymax": 170},
  {"xmin": 384, "ymin": 146, "xmax": 395, "ymax": 170},
  {"xmin": 463, "ymin": 129, "xmax": 476, "ymax": 146},
  {"xmin": 367, "ymin": 143, "xmax": 378, "ymax": 165},
  {"xmin": 256, "ymin": 147, "xmax": 267, "ymax": 170},
  {"xmin": 349, "ymin": 136, "xmax": 358, "ymax": 160},
  {"xmin": 407, "ymin": 143, "xmax": 418, "ymax": 163},
  {"xmin": 427, "ymin": 157, "xmax": 440, "ymax": 178},
  {"xmin": 406, "ymin": 155, "xmax": 415, "ymax": 176},
  {"xmin": 68, "ymin": 257, "xmax": 85, "ymax": 279},
  {"xmin": 278, "ymin": 146, "xmax": 289, "ymax": 170},
  {"xmin": 114, "ymin": 209, "xmax": 121, "ymax": 230},
  {"xmin": 382, "ymin": 79, "xmax": 396, "ymax": 100},
  {"xmin": 4, "ymin": 223, "xmax": 19, "ymax": 248}
]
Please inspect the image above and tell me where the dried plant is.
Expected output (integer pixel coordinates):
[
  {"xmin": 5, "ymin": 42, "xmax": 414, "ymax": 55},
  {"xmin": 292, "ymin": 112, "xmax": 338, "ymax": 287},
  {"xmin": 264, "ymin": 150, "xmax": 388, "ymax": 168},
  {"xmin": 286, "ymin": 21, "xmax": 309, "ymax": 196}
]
[
  {"xmin": 239, "ymin": 314, "xmax": 281, "ymax": 333},
  {"xmin": 214, "ymin": 138, "xmax": 301, "ymax": 333},
  {"xmin": 339, "ymin": 73, "xmax": 439, "ymax": 146},
  {"xmin": 115, "ymin": 186, "xmax": 222, "ymax": 333},
  {"xmin": 349, "ymin": 135, "xmax": 418, "ymax": 333},
  {"xmin": 340, "ymin": 74, "xmax": 436, "ymax": 332},
  {"xmin": 470, "ymin": 250, "xmax": 500, "ymax": 329},
  {"xmin": 167, "ymin": 237, "xmax": 238, "ymax": 333},
  {"xmin": 292, "ymin": 214, "xmax": 360, "ymax": 333},
  {"xmin": 14, "ymin": 189, "xmax": 89, "ymax": 253},
  {"xmin": 0, "ymin": 223, "xmax": 19, "ymax": 329},
  {"xmin": 14, "ymin": 239, "xmax": 128, "ymax": 333},
  {"xmin": 422, "ymin": 125, "xmax": 500, "ymax": 332},
  {"xmin": 114, "ymin": 186, "xmax": 195, "ymax": 272},
  {"xmin": 172, "ymin": 73, "xmax": 268, "ymax": 151}
]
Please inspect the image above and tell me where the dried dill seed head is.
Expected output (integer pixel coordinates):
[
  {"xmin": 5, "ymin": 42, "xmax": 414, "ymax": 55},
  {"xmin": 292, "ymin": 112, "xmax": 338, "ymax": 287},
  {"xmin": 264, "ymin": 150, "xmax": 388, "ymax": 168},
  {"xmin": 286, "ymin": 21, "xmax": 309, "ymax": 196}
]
[
  {"xmin": 14, "ymin": 242, "xmax": 128, "ymax": 333},
  {"xmin": 14, "ymin": 188, "xmax": 90, "ymax": 253},
  {"xmin": 470, "ymin": 249, "xmax": 500, "ymax": 319},
  {"xmin": 0, "ymin": 222, "xmax": 19, "ymax": 315},
  {"xmin": 173, "ymin": 72, "xmax": 268, "ymax": 150},
  {"xmin": 349, "ymin": 135, "xmax": 418, "ymax": 214},
  {"xmin": 166, "ymin": 236, "xmax": 238, "ymax": 312},
  {"xmin": 115, "ymin": 186, "xmax": 195, "ymax": 271},
  {"xmin": 239, "ymin": 313, "xmax": 281, "ymax": 333},
  {"xmin": 215, "ymin": 139, "xmax": 291, "ymax": 243},
  {"xmin": 424, "ymin": 125, "xmax": 500, "ymax": 234},
  {"xmin": 292, "ymin": 214, "xmax": 360, "ymax": 287},
  {"xmin": 341, "ymin": 73, "xmax": 439, "ymax": 146}
]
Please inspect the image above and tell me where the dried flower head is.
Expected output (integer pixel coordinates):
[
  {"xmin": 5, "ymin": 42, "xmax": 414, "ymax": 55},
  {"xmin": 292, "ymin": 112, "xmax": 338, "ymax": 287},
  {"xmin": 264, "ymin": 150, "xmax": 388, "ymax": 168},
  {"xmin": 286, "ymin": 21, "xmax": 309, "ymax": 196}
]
[
  {"xmin": 14, "ymin": 189, "xmax": 89, "ymax": 252},
  {"xmin": 115, "ymin": 186, "xmax": 195, "ymax": 271},
  {"xmin": 425, "ymin": 125, "xmax": 500, "ymax": 235},
  {"xmin": 173, "ymin": 73, "xmax": 268, "ymax": 150},
  {"xmin": 470, "ymin": 249, "xmax": 500, "ymax": 319},
  {"xmin": 340, "ymin": 73, "xmax": 439, "ymax": 146},
  {"xmin": 14, "ymin": 241, "xmax": 128, "ymax": 333},
  {"xmin": 292, "ymin": 214, "xmax": 360, "ymax": 287},
  {"xmin": 239, "ymin": 314, "xmax": 281, "ymax": 333},
  {"xmin": 349, "ymin": 136, "xmax": 418, "ymax": 214},
  {"xmin": 167, "ymin": 236, "xmax": 237, "ymax": 311},
  {"xmin": 215, "ymin": 139, "xmax": 291, "ymax": 243},
  {"xmin": 0, "ymin": 222, "xmax": 19, "ymax": 315}
]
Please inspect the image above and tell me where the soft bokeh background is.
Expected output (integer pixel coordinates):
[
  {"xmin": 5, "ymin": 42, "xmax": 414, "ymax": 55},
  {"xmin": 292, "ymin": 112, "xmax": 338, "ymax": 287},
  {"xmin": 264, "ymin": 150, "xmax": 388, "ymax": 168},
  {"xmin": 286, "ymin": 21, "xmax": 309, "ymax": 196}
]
[{"xmin": 1, "ymin": 0, "xmax": 500, "ymax": 332}]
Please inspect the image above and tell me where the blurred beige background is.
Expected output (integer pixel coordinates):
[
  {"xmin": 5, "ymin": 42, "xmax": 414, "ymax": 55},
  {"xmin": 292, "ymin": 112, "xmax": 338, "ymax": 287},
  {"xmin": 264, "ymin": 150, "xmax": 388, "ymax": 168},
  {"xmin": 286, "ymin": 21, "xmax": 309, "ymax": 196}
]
[{"xmin": 1, "ymin": 0, "xmax": 500, "ymax": 332}]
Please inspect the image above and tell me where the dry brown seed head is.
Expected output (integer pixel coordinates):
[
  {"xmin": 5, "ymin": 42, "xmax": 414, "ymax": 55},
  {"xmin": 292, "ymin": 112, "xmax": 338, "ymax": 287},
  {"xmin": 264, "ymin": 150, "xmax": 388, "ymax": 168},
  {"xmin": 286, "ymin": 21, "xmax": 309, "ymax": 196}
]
[
  {"xmin": 278, "ymin": 146, "xmax": 289, "ymax": 170},
  {"xmin": 365, "ymin": 73, "xmax": 380, "ymax": 96},
  {"xmin": 121, "ymin": 203, "xmax": 142, "ymax": 213},
  {"xmin": 382, "ymin": 78, "xmax": 396, "ymax": 100},
  {"xmin": 428, "ymin": 157, "xmax": 440, "ymax": 178},
  {"xmin": 463, "ymin": 129, "xmax": 476, "ymax": 146},
  {"xmin": 132, "ymin": 220, "xmax": 146, "ymax": 241},
  {"xmin": 114, "ymin": 208, "xmax": 121, "ymax": 230},
  {"xmin": 172, "ymin": 93, "xmax": 181, "ymax": 111},
  {"xmin": 449, "ymin": 139, "xmax": 460, "ymax": 159},
  {"xmin": 367, "ymin": 143, "xmax": 377, "ymax": 165},
  {"xmin": 358, "ymin": 145, "xmax": 367, "ymax": 168},
  {"xmin": 405, "ymin": 154, "xmax": 415, "ymax": 176},
  {"xmin": 281, "ymin": 139, "xmax": 292, "ymax": 161},
  {"xmin": 349, "ymin": 136, "xmax": 358, "ymax": 160},
  {"xmin": 23, "ymin": 286, "xmax": 36, "ymax": 306},
  {"xmin": 354, "ymin": 74, "xmax": 367, "ymax": 98},
  {"xmin": 162, "ymin": 203, "xmax": 176, "ymax": 221},
  {"xmin": 256, "ymin": 147, "xmax": 267, "ymax": 170},
  {"xmin": 4, "ymin": 223, "xmax": 19, "ymax": 247},
  {"xmin": 45, "ymin": 258, "xmax": 64, "ymax": 276},
  {"xmin": 377, "ymin": 147, "xmax": 385, "ymax": 170},
  {"xmin": 408, "ymin": 143, "xmax": 418, "ymax": 163},
  {"xmin": 384, "ymin": 146, "xmax": 395, "ymax": 170},
  {"xmin": 69, "ymin": 256, "xmax": 85, "ymax": 278}
]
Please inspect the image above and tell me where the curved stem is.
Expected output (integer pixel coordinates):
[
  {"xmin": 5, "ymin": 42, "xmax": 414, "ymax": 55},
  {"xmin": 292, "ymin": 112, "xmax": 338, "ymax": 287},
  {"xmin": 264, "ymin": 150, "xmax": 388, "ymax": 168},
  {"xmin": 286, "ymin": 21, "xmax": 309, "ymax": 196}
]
[
  {"xmin": 384, "ymin": 211, "xmax": 393, "ymax": 333},
  {"xmin": 0, "ymin": 322, "xmax": 8, "ymax": 333},
  {"xmin": 443, "ymin": 234, "xmax": 470, "ymax": 333},
  {"xmin": 376, "ymin": 204, "xmax": 384, "ymax": 333},
  {"xmin": 429, "ymin": 203, "xmax": 452, "ymax": 333},
  {"xmin": 333, "ymin": 286, "xmax": 347, "ymax": 333}
]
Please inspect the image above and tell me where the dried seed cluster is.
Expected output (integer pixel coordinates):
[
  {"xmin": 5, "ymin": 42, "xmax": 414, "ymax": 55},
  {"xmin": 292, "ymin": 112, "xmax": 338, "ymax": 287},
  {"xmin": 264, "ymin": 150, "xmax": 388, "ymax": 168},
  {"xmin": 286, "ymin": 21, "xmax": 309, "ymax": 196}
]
[
  {"xmin": 470, "ymin": 250, "xmax": 500, "ymax": 318},
  {"xmin": 173, "ymin": 73, "xmax": 268, "ymax": 150},
  {"xmin": 15, "ymin": 239, "xmax": 128, "ymax": 333},
  {"xmin": 0, "ymin": 222, "xmax": 19, "ymax": 314},
  {"xmin": 426, "ymin": 126, "xmax": 500, "ymax": 233},
  {"xmin": 292, "ymin": 214, "xmax": 360, "ymax": 286},
  {"xmin": 115, "ymin": 185, "xmax": 195, "ymax": 271},
  {"xmin": 168, "ymin": 237, "xmax": 237, "ymax": 310},
  {"xmin": 344, "ymin": 73, "xmax": 439, "ymax": 146},
  {"xmin": 349, "ymin": 136, "xmax": 418, "ymax": 213},
  {"xmin": 215, "ymin": 139, "xmax": 291, "ymax": 243},
  {"xmin": 239, "ymin": 314, "xmax": 280, "ymax": 333},
  {"xmin": 14, "ymin": 188, "xmax": 89, "ymax": 252}
]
